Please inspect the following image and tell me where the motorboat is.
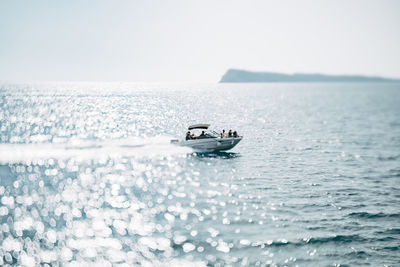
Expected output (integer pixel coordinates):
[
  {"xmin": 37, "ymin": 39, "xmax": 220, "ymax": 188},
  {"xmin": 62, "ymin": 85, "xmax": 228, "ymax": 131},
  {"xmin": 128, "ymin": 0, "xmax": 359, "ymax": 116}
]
[{"xmin": 171, "ymin": 124, "xmax": 242, "ymax": 152}]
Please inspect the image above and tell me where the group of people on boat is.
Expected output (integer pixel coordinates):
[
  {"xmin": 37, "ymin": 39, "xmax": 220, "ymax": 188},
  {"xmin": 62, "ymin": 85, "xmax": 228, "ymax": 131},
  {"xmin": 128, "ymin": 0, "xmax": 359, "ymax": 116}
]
[
  {"xmin": 186, "ymin": 130, "xmax": 206, "ymax": 140},
  {"xmin": 186, "ymin": 129, "xmax": 239, "ymax": 140},
  {"xmin": 220, "ymin": 129, "xmax": 239, "ymax": 138}
]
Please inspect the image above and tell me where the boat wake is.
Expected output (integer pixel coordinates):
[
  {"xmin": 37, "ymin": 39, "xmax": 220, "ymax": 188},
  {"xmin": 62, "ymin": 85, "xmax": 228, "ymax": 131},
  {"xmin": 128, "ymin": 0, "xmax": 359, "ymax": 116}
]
[{"xmin": 0, "ymin": 136, "xmax": 192, "ymax": 164}]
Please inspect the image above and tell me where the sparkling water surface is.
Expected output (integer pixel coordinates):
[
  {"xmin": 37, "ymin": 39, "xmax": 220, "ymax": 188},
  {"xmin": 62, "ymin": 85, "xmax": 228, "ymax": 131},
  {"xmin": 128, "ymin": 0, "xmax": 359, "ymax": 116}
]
[{"xmin": 0, "ymin": 82, "xmax": 399, "ymax": 266}]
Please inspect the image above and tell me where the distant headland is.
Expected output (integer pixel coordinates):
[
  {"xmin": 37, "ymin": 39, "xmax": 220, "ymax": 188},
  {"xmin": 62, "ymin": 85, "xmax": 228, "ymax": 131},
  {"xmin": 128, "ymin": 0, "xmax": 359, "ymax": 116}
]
[{"xmin": 220, "ymin": 69, "xmax": 400, "ymax": 83}]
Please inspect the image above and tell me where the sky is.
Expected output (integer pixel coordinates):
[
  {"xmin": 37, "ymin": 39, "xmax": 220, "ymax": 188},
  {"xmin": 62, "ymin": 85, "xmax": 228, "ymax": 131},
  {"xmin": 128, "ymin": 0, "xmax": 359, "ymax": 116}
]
[{"xmin": 0, "ymin": 0, "xmax": 399, "ymax": 82}]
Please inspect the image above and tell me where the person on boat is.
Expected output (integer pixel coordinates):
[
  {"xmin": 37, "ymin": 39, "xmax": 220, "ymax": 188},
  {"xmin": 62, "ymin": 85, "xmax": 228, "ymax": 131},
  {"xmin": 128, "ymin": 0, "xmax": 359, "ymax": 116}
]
[
  {"xmin": 228, "ymin": 129, "xmax": 233, "ymax": 137},
  {"xmin": 186, "ymin": 131, "xmax": 191, "ymax": 140},
  {"xmin": 198, "ymin": 131, "xmax": 206, "ymax": 139},
  {"xmin": 221, "ymin": 129, "xmax": 226, "ymax": 138},
  {"xmin": 233, "ymin": 130, "xmax": 238, "ymax": 137}
]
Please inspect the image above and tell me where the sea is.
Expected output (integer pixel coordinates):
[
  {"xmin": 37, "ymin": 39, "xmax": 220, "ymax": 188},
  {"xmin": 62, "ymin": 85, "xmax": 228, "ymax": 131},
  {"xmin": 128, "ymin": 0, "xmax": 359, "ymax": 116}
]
[{"xmin": 0, "ymin": 82, "xmax": 399, "ymax": 266}]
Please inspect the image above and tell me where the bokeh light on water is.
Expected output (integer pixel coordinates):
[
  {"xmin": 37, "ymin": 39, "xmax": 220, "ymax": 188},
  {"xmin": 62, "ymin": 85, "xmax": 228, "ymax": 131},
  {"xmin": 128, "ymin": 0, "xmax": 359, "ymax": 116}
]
[{"xmin": 1, "ymin": 82, "xmax": 400, "ymax": 266}]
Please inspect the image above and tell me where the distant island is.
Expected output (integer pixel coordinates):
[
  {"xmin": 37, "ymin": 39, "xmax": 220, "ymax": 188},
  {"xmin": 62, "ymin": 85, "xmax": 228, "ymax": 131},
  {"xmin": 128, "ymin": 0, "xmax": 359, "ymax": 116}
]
[{"xmin": 220, "ymin": 69, "xmax": 400, "ymax": 83}]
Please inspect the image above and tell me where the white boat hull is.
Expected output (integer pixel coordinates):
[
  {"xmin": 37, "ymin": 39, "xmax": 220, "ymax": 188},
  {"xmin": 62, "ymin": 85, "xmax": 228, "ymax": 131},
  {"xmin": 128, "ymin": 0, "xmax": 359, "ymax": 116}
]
[{"xmin": 176, "ymin": 137, "xmax": 242, "ymax": 152}]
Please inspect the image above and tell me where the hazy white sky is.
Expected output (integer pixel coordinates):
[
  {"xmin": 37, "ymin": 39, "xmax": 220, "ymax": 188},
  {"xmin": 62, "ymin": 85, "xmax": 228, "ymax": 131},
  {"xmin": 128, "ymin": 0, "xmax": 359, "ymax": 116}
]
[{"xmin": 1, "ymin": 0, "xmax": 399, "ymax": 82}]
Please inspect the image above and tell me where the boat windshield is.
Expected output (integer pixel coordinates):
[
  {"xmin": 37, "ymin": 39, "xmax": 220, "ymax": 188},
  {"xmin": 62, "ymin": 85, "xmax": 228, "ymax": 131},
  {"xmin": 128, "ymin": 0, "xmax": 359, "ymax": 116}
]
[{"xmin": 208, "ymin": 130, "xmax": 220, "ymax": 137}]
